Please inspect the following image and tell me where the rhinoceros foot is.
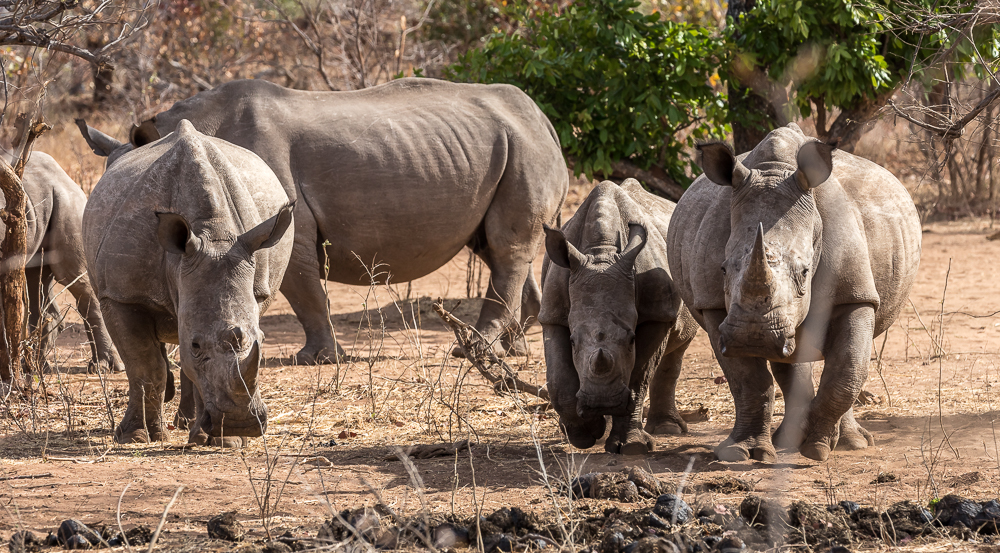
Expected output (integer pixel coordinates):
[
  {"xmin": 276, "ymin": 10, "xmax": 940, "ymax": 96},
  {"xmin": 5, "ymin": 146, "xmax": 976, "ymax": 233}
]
[
  {"xmin": 771, "ymin": 420, "xmax": 805, "ymax": 450},
  {"xmin": 835, "ymin": 413, "xmax": 874, "ymax": 451},
  {"xmin": 608, "ymin": 429, "xmax": 655, "ymax": 455},
  {"xmin": 715, "ymin": 435, "xmax": 776, "ymax": 464},
  {"xmin": 645, "ymin": 421, "xmax": 685, "ymax": 436},
  {"xmin": 799, "ymin": 440, "xmax": 832, "ymax": 462},
  {"xmin": 188, "ymin": 426, "xmax": 247, "ymax": 448},
  {"xmin": 294, "ymin": 344, "xmax": 346, "ymax": 365},
  {"xmin": 114, "ymin": 425, "xmax": 166, "ymax": 444}
]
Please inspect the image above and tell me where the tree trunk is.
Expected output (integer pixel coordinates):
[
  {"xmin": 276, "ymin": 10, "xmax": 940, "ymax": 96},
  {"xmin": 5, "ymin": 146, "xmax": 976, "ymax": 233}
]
[
  {"xmin": 0, "ymin": 160, "xmax": 27, "ymax": 383},
  {"xmin": 726, "ymin": 0, "xmax": 778, "ymax": 154},
  {"xmin": 824, "ymin": 89, "xmax": 895, "ymax": 153},
  {"xmin": 0, "ymin": 117, "xmax": 49, "ymax": 384}
]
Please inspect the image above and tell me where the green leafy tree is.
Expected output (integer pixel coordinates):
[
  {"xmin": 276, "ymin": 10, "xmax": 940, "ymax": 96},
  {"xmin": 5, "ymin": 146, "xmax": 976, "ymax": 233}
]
[
  {"xmin": 446, "ymin": 0, "xmax": 727, "ymax": 197},
  {"xmin": 726, "ymin": 0, "xmax": 1000, "ymax": 152}
]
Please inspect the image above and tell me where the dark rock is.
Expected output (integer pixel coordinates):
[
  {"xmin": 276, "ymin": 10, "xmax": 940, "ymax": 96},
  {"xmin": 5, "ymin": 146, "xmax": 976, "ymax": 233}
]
[
  {"xmin": 852, "ymin": 501, "xmax": 931, "ymax": 540},
  {"xmin": 653, "ymin": 494, "xmax": 693, "ymax": 525},
  {"xmin": 623, "ymin": 466, "xmax": 663, "ymax": 498},
  {"xmin": 275, "ymin": 530, "xmax": 308, "ymax": 551},
  {"xmin": 786, "ymin": 501, "xmax": 852, "ymax": 545},
  {"xmin": 828, "ymin": 546, "xmax": 852, "ymax": 553},
  {"xmin": 623, "ymin": 537, "xmax": 679, "ymax": 553},
  {"xmin": 64, "ymin": 534, "xmax": 91, "ymax": 550},
  {"xmin": 935, "ymin": 495, "xmax": 982, "ymax": 528},
  {"xmin": 601, "ymin": 531, "xmax": 627, "ymax": 553},
  {"xmin": 44, "ymin": 533, "xmax": 59, "ymax": 547},
  {"xmin": 484, "ymin": 533, "xmax": 515, "ymax": 553},
  {"xmin": 8, "ymin": 531, "xmax": 42, "ymax": 553},
  {"xmin": 838, "ymin": 501, "xmax": 860, "ymax": 515},
  {"xmin": 702, "ymin": 535, "xmax": 721, "ymax": 549},
  {"xmin": 738, "ymin": 496, "xmax": 786, "ymax": 531},
  {"xmin": 348, "ymin": 508, "xmax": 383, "ymax": 540},
  {"xmin": 207, "ymin": 511, "xmax": 246, "ymax": 542},
  {"xmin": 647, "ymin": 512, "xmax": 671, "ymax": 529},
  {"xmin": 975, "ymin": 499, "xmax": 1000, "ymax": 533},
  {"xmin": 57, "ymin": 520, "xmax": 101, "ymax": 546},
  {"xmin": 433, "ymin": 523, "xmax": 470, "ymax": 548},
  {"xmin": 571, "ymin": 473, "xmax": 595, "ymax": 498}
]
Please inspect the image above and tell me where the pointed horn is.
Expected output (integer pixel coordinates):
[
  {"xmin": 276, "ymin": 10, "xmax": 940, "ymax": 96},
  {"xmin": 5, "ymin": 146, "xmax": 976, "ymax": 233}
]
[
  {"xmin": 744, "ymin": 223, "xmax": 774, "ymax": 290},
  {"xmin": 593, "ymin": 348, "xmax": 614, "ymax": 375},
  {"xmin": 243, "ymin": 340, "xmax": 261, "ymax": 391},
  {"xmin": 618, "ymin": 224, "xmax": 647, "ymax": 269}
]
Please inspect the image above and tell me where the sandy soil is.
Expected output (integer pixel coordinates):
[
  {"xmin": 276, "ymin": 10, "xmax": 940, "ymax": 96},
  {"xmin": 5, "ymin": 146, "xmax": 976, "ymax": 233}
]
[{"xmin": 3, "ymin": 182, "xmax": 1000, "ymax": 551}]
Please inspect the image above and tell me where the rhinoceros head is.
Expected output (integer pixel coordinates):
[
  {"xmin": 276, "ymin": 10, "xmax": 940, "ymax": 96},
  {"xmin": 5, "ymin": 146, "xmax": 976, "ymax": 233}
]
[
  {"xmin": 697, "ymin": 131, "xmax": 835, "ymax": 360},
  {"xmin": 157, "ymin": 202, "xmax": 294, "ymax": 439},
  {"xmin": 544, "ymin": 222, "xmax": 646, "ymax": 418}
]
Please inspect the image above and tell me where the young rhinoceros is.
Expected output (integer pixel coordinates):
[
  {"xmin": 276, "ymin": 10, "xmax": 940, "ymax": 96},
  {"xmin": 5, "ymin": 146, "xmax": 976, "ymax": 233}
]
[
  {"xmin": 668, "ymin": 123, "xmax": 921, "ymax": 463},
  {"xmin": 540, "ymin": 179, "xmax": 698, "ymax": 454},
  {"xmin": 82, "ymin": 119, "xmax": 294, "ymax": 445}
]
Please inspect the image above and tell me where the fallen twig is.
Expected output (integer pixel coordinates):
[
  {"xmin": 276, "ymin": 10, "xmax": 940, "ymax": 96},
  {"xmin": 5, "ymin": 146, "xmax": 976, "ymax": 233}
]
[
  {"xmin": 0, "ymin": 472, "xmax": 51, "ymax": 481},
  {"xmin": 432, "ymin": 302, "xmax": 548, "ymax": 401}
]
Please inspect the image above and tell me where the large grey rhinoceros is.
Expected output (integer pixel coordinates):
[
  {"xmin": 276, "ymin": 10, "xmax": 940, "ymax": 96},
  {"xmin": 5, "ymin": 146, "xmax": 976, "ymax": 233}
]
[
  {"xmin": 668, "ymin": 123, "xmax": 921, "ymax": 462},
  {"xmin": 79, "ymin": 77, "xmax": 567, "ymax": 365},
  {"xmin": 540, "ymin": 179, "xmax": 698, "ymax": 454},
  {"xmin": 2, "ymin": 152, "xmax": 123, "ymax": 374},
  {"xmin": 82, "ymin": 119, "xmax": 294, "ymax": 444}
]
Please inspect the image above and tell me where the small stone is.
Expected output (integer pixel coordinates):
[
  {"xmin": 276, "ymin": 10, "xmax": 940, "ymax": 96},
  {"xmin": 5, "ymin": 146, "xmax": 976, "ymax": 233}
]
[
  {"xmin": 738, "ymin": 496, "xmax": 787, "ymax": 530},
  {"xmin": 601, "ymin": 531, "xmax": 627, "ymax": 553},
  {"xmin": 262, "ymin": 541, "xmax": 294, "ymax": 553},
  {"xmin": 838, "ymin": 501, "xmax": 860, "ymax": 515},
  {"xmin": 124, "ymin": 525, "xmax": 153, "ymax": 546},
  {"xmin": 57, "ymin": 520, "xmax": 101, "ymax": 546},
  {"xmin": 571, "ymin": 473, "xmax": 597, "ymax": 498},
  {"xmin": 935, "ymin": 495, "xmax": 982, "ymax": 528},
  {"xmin": 870, "ymin": 472, "xmax": 899, "ymax": 484},
  {"xmin": 715, "ymin": 534, "xmax": 746, "ymax": 553},
  {"xmin": 653, "ymin": 494, "xmax": 693, "ymax": 524},
  {"xmin": 485, "ymin": 533, "xmax": 515, "ymax": 553},
  {"xmin": 647, "ymin": 512, "xmax": 671, "ymax": 529},
  {"xmin": 976, "ymin": 499, "xmax": 1000, "ymax": 533},
  {"xmin": 64, "ymin": 534, "xmax": 91, "ymax": 550},
  {"xmin": 45, "ymin": 533, "xmax": 59, "ymax": 547},
  {"xmin": 207, "ymin": 511, "xmax": 246, "ymax": 542}
]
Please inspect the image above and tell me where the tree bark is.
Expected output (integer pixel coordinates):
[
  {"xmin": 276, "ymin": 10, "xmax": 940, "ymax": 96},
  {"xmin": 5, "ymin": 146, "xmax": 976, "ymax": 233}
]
[
  {"xmin": 824, "ymin": 89, "xmax": 896, "ymax": 153},
  {"xmin": 0, "ymin": 117, "xmax": 49, "ymax": 384}
]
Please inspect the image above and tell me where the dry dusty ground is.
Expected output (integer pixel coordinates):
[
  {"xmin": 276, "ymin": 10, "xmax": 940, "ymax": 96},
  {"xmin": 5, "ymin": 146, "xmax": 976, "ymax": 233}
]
[{"xmin": 3, "ymin": 180, "xmax": 1000, "ymax": 552}]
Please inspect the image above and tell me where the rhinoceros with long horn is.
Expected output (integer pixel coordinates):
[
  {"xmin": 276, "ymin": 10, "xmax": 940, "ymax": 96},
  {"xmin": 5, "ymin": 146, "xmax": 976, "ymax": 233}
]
[
  {"xmin": 81, "ymin": 119, "xmax": 294, "ymax": 445},
  {"xmin": 667, "ymin": 123, "xmax": 921, "ymax": 462},
  {"xmin": 79, "ymin": 77, "xmax": 567, "ymax": 369},
  {"xmin": 541, "ymin": 179, "xmax": 698, "ymax": 454}
]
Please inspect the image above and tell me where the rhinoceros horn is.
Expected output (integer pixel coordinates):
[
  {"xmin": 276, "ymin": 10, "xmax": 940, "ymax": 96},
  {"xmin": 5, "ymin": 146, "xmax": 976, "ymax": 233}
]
[
  {"xmin": 618, "ymin": 223, "xmax": 647, "ymax": 270},
  {"xmin": 742, "ymin": 223, "xmax": 775, "ymax": 293},
  {"xmin": 242, "ymin": 340, "xmax": 261, "ymax": 392},
  {"xmin": 593, "ymin": 348, "xmax": 614, "ymax": 375}
]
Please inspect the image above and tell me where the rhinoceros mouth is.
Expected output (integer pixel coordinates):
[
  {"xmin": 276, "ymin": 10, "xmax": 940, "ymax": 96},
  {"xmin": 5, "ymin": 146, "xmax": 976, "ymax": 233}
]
[
  {"xmin": 199, "ymin": 406, "xmax": 268, "ymax": 438},
  {"xmin": 576, "ymin": 386, "xmax": 632, "ymax": 418},
  {"xmin": 718, "ymin": 332, "xmax": 796, "ymax": 360}
]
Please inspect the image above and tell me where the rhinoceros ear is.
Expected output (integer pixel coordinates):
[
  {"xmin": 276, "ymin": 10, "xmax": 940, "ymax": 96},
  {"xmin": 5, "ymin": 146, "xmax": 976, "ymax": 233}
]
[
  {"xmin": 697, "ymin": 142, "xmax": 750, "ymax": 188},
  {"xmin": 618, "ymin": 224, "xmax": 647, "ymax": 269},
  {"xmin": 156, "ymin": 212, "xmax": 201, "ymax": 255},
  {"xmin": 795, "ymin": 141, "xmax": 835, "ymax": 191},
  {"xmin": 240, "ymin": 201, "xmax": 296, "ymax": 252},
  {"xmin": 543, "ymin": 224, "xmax": 585, "ymax": 270},
  {"xmin": 75, "ymin": 119, "xmax": 122, "ymax": 157},
  {"xmin": 130, "ymin": 119, "xmax": 161, "ymax": 148}
]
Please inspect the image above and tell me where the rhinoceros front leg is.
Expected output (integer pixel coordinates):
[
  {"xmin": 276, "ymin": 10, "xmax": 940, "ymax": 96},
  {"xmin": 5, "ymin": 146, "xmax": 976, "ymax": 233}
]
[
  {"xmin": 800, "ymin": 303, "xmax": 876, "ymax": 462},
  {"xmin": 282, "ymin": 208, "xmax": 346, "ymax": 365},
  {"xmin": 100, "ymin": 300, "xmax": 170, "ymax": 443},
  {"xmin": 607, "ymin": 322, "xmax": 671, "ymax": 455},
  {"xmin": 544, "ymin": 324, "xmax": 606, "ymax": 448},
  {"xmin": 704, "ymin": 309, "xmax": 777, "ymax": 463},
  {"xmin": 644, "ymin": 338, "xmax": 691, "ymax": 436},
  {"xmin": 173, "ymin": 370, "xmax": 196, "ymax": 430},
  {"xmin": 770, "ymin": 361, "xmax": 814, "ymax": 449}
]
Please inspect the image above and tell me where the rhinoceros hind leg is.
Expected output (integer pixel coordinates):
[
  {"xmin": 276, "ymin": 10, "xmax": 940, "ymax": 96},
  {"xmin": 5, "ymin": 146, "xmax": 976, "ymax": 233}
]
[
  {"xmin": 835, "ymin": 407, "xmax": 874, "ymax": 450},
  {"xmin": 283, "ymin": 210, "xmax": 348, "ymax": 365}
]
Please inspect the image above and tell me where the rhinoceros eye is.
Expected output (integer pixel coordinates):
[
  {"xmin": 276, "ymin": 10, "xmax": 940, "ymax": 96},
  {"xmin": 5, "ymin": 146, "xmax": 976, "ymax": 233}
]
[
  {"xmin": 720, "ymin": 265, "xmax": 727, "ymax": 275},
  {"xmin": 628, "ymin": 331, "xmax": 636, "ymax": 345}
]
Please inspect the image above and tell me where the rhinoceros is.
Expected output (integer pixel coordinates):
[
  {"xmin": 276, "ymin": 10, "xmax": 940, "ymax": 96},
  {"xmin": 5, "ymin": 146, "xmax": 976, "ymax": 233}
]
[
  {"xmin": 82, "ymin": 119, "xmax": 294, "ymax": 444},
  {"xmin": 667, "ymin": 123, "xmax": 921, "ymax": 462},
  {"xmin": 2, "ymin": 152, "xmax": 123, "ymax": 374},
  {"xmin": 79, "ymin": 77, "xmax": 567, "ymax": 367},
  {"xmin": 540, "ymin": 179, "xmax": 698, "ymax": 454}
]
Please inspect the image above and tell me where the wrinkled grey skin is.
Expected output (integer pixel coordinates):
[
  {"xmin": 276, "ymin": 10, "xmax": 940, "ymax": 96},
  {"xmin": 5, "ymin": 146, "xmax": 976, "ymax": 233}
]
[
  {"xmin": 81, "ymin": 78, "xmax": 567, "ymax": 370},
  {"xmin": 0, "ymin": 152, "xmax": 124, "ymax": 374},
  {"xmin": 668, "ymin": 123, "xmax": 921, "ymax": 462},
  {"xmin": 540, "ymin": 179, "xmax": 698, "ymax": 455},
  {"xmin": 82, "ymin": 120, "xmax": 294, "ymax": 445}
]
